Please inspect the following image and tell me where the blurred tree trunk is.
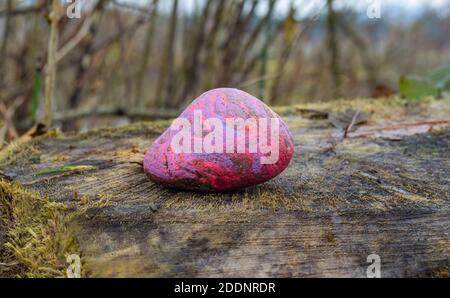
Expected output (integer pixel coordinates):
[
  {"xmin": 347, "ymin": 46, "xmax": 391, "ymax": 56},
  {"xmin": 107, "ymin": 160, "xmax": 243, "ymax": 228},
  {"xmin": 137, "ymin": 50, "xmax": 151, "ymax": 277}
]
[
  {"xmin": 326, "ymin": 0, "xmax": 341, "ymax": 99},
  {"xmin": 0, "ymin": 0, "xmax": 12, "ymax": 87},
  {"xmin": 257, "ymin": 0, "xmax": 276, "ymax": 100},
  {"xmin": 202, "ymin": 0, "xmax": 226, "ymax": 90},
  {"xmin": 227, "ymin": 0, "xmax": 260, "ymax": 82},
  {"xmin": 155, "ymin": 0, "xmax": 178, "ymax": 108},
  {"xmin": 43, "ymin": 0, "xmax": 61, "ymax": 128},
  {"xmin": 217, "ymin": 0, "xmax": 246, "ymax": 85},
  {"xmin": 269, "ymin": 3, "xmax": 297, "ymax": 104},
  {"xmin": 235, "ymin": 0, "xmax": 277, "ymax": 94},
  {"xmin": 68, "ymin": 5, "xmax": 105, "ymax": 110},
  {"xmin": 338, "ymin": 13, "xmax": 378, "ymax": 91},
  {"xmin": 135, "ymin": 0, "xmax": 159, "ymax": 108},
  {"xmin": 177, "ymin": 0, "xmax": 213, "ymax": 107}
]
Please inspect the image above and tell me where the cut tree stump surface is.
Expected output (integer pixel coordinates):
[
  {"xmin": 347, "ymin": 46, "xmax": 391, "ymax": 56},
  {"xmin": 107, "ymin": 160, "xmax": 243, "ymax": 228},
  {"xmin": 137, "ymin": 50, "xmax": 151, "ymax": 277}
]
[{"xmin": 1, "ymin": 98, "xmax": 449, "ymax": 277}]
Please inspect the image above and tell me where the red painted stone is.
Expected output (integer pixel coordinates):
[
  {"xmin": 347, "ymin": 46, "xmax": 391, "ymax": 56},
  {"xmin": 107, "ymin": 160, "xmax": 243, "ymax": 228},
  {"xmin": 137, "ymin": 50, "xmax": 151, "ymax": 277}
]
[{"xmin": 143, "ymin": 88, "xmax": 295, "ymax": 192}]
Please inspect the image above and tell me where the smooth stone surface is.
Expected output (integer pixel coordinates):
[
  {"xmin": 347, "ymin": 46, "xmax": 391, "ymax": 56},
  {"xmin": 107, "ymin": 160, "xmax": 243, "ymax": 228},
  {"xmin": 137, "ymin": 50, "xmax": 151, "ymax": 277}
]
[{"xmin": 143, "ymin": 88, "xmax": 295, "ymax": 191}]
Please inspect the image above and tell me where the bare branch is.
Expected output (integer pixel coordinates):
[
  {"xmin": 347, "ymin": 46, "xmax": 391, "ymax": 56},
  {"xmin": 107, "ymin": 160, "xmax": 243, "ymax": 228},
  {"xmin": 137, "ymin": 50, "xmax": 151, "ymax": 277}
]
[{"xmin": 43, "ymin": 0, "xmax": 62, "ymax": 128}]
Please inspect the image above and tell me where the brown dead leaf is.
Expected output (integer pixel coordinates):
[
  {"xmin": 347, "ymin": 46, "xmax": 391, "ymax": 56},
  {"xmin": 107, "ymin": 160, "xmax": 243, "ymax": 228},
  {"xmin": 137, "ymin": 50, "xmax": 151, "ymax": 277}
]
[
  {"xmin": 328, "ymin": 109, "xmax": 370, "ymax": 131},
  {"xmin": 26, "ymin": 123, "xmax": 48, "ymax": 138},
  {"xmin": 372, "ymin": 84, "xmax": 396, "ymax": 98},
  {"xmin": 15, "ymin": 123, "xmax": 48, "ymax": 144}
]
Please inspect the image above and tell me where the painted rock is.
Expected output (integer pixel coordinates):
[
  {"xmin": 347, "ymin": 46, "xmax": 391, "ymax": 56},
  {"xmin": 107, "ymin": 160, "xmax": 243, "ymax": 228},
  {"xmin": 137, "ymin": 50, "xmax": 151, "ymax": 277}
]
[{"xmin": 143, "ymin": 88, "xmax": 294, "ymax": 191}]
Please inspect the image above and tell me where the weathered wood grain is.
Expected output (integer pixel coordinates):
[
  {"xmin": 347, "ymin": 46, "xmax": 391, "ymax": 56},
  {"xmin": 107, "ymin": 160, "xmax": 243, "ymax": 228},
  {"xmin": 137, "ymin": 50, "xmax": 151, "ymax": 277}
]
[{"xmin": 1, "ymin": 98, "xmax": 449, "ymax": 277}]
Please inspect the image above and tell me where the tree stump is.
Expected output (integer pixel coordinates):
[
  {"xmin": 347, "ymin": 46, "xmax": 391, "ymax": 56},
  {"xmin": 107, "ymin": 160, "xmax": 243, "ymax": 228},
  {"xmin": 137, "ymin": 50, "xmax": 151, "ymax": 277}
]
[{"xmin": 1, "ymin": 98, "xmax": 449, "ymax": 277}]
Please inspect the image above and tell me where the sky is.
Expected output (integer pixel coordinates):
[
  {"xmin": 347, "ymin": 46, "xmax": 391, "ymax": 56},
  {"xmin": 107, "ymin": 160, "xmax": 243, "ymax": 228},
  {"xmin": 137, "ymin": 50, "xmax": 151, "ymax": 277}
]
[{"xmin": 120, "ymin": 0, "xmax": 450, "ymax": 18}]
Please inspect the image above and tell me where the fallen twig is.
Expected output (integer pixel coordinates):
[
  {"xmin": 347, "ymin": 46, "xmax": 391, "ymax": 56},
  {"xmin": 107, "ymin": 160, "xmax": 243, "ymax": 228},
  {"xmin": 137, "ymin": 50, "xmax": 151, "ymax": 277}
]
[
  {"xmin": 343, "ymin": 110, "xmax": 360, "ymax": 138},
  {"xmin": 346, "ymin": 119, "xmax": 450, "ymax": 139}
]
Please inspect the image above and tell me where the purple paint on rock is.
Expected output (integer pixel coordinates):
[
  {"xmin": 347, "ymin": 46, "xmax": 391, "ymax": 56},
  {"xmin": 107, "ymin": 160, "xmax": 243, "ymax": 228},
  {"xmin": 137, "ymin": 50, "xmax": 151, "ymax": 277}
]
[{"xmin": 143, "ymin": 88, "xmax": 295, "ymax": 192}]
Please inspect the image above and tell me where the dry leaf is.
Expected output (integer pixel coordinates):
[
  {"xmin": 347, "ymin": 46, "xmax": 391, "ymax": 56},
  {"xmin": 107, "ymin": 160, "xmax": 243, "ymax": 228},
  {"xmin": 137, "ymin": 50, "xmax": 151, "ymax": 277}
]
[{"xmin": 328, "ymin": 109, "xmax": 370, "ymax": 131}]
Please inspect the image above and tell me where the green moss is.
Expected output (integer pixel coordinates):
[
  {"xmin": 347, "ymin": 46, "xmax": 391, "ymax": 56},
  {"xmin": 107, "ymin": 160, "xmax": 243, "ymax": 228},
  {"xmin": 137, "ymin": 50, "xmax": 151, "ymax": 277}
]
[
  {"xmin": 432, "ymin": 266, "xmax": 450, "ymax": 278},
  {"xmin": 0, "ymin": 139, "xmax": 40, "ymax": 168},
  {"xmin": 74, "ymin": 120, "xmax": 171, "ymax": 140},
  {"xmin": 0, "ymin": 129, "xmax": 64, "ymax": 168},
  {"xmin": 325, "ymin": 231, "xmax": 336, "ymax": 244},
  {"xmin": 0, "ymin": 180, "xmax": 82, "ymax": 277},
  {"xmin": 0, "ymin": 120, "xmax": 170, "ymax": 169}
]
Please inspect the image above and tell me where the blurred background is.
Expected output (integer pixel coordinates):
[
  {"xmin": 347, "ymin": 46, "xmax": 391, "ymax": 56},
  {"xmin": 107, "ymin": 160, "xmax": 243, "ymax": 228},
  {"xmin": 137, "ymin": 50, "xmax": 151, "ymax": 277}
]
[{"xmin": 0, "ymin": 0, "xmax": 449, "ymax": 142}]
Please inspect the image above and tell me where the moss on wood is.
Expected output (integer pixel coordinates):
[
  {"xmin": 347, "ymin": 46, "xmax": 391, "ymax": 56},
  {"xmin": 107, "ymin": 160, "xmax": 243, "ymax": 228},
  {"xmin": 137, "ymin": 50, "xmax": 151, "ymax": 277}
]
[{"xmin": 0, "ymin": 180, "xmax": 82, "ymax": 277}]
